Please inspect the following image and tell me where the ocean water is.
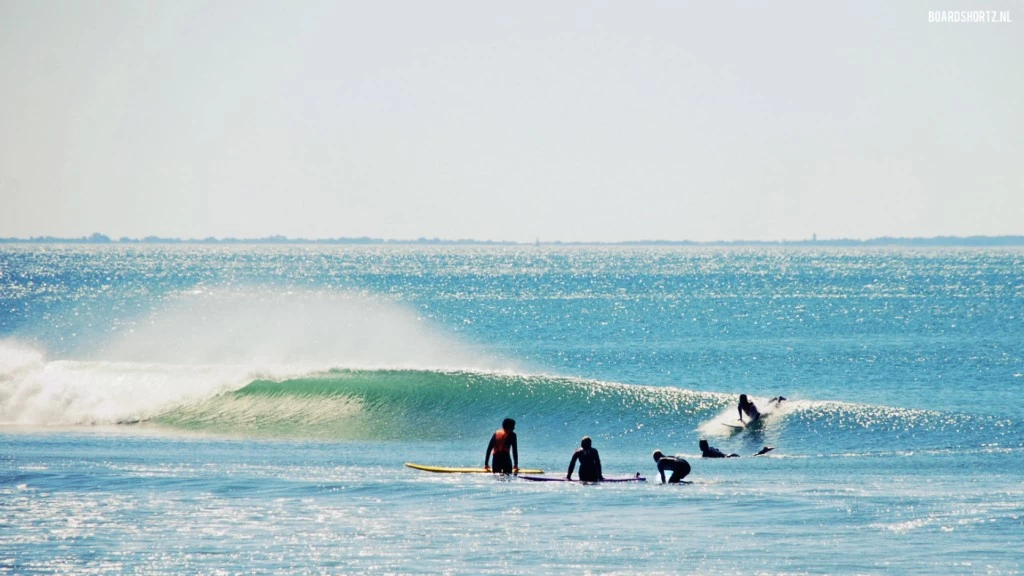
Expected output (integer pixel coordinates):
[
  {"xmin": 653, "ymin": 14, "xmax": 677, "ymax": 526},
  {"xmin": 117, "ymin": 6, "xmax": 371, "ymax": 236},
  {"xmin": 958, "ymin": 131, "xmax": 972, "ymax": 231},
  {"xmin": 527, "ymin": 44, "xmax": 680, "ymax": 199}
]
[{"xmin": 1, "ymin": 245, "xmax": 1022, "ymax": 574}]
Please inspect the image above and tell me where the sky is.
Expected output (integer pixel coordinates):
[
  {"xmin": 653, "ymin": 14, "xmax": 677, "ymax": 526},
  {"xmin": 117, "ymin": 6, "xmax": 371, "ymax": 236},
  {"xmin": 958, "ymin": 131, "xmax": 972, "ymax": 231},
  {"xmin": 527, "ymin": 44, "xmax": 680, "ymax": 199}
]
[{"xmin": 1, "ymin": 1, "xmax": 1021, "ymax": 243}]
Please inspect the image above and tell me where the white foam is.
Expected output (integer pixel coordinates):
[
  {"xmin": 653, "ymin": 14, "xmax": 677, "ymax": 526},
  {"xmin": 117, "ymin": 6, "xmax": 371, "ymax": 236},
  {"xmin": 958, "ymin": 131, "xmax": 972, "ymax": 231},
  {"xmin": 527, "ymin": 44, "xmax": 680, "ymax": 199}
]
[
  {"xmin": 697, "ymin": 395, "xmax": 797, "ymax": 437},
  {"xmin": 0, "ymin": 289, "xmax": 515, "ymax": 426},
  {"xmin": 0, "ymin": 343, "xmax": 266, "ymax": 425}
]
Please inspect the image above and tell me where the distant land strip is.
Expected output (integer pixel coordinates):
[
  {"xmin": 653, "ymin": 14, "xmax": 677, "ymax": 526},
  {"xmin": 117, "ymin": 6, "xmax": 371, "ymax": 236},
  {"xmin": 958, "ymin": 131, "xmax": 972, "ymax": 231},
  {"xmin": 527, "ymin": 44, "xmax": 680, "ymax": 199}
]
[{"xmin": 2, "ymin": 233, "xmax": 1024, "ymax": 247}]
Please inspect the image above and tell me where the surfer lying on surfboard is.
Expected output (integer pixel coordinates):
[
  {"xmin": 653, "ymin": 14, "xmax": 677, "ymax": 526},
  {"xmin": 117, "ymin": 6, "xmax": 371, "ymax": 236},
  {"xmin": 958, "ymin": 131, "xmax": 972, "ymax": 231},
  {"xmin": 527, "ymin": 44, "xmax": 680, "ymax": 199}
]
[{"xmin": 700, "ymin": 439, "xmax": 774, "ymax": 458}]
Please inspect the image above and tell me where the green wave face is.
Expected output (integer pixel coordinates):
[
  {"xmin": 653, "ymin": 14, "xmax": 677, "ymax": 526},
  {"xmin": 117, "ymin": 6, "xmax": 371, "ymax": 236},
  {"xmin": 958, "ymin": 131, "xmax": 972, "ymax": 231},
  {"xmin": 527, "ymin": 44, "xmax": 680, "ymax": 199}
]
[
  {"xmin": 151, "ymin": 369, "xmax": 1017, "ymax": 453},
  {"xmin": 151, "ymin": 369, "xmax": 725, "ymax": 441}
]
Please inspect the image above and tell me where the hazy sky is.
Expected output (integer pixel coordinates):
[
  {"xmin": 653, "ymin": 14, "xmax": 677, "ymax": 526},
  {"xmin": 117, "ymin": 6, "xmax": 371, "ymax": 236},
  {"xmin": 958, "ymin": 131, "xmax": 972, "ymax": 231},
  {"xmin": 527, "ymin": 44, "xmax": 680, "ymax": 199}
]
[{"xmin": 1, "ymin": 1, "xmax": 1021, "ymax": 242}]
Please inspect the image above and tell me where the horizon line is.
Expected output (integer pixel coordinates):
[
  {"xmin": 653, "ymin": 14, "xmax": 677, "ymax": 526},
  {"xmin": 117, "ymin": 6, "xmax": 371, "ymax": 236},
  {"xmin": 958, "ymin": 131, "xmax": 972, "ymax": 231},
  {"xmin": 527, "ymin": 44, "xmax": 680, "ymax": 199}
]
[{"xmin": 2, "ymin": 233, "xmax": 1024, "ymax": 247}]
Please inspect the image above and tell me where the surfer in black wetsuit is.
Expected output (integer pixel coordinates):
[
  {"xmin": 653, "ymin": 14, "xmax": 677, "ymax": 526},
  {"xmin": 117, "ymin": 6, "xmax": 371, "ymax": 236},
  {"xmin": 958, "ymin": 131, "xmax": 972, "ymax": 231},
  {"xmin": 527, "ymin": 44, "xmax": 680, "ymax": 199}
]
[
  {"xmin": 567, "ymin": 436, "xmax": 603, "ymax": 482},
  {"xmin": 651, "ymin": 450, "xmax": 691, "ymax": 483},
  {"xmin": 738, "ymin": 394, "xmax": 786, "ymax": 424},
  {"xmin": 700, "ymin": 439, "xmax": 740, "ymax": 458},
  {"xmin": 484, "ymin": 418, "xmax": 519, "ymax": 474},
  {"xmin": 738, "ymin": 394, "xmax": 760, "ymax": 424},
  {"xmin": 699, "ymin": 439, "xmax": 773, "ymax": 458}
]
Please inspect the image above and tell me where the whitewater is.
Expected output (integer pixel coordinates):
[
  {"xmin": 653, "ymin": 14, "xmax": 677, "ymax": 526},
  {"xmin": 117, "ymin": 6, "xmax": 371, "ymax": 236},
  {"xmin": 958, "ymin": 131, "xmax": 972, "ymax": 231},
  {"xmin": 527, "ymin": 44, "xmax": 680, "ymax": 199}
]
[{"xmin": 2, "ymin": 245, "xmax": 1022, "ymax": 574}]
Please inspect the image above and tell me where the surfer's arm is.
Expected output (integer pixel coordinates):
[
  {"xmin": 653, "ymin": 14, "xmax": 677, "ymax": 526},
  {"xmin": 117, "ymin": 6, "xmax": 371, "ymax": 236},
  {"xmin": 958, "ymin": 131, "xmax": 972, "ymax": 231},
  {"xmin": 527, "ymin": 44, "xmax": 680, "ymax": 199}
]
[
  {"xmin": 595, "ymin": 450, "xmax": 603, "ymax": 481},
  {"xmin": 511, "ymin": 434, "xmax": 519, "ymax": 470},
  {"xmin": 566, "ymin": 451, "xmax": 579, "ymax": 479},
  {"xmin": 657, "ymin": 461, "xmax": 667, "ymax": 483},
  {"xmin": 484, "ymin": 434, "xmax": 496, "ymax": 469}
]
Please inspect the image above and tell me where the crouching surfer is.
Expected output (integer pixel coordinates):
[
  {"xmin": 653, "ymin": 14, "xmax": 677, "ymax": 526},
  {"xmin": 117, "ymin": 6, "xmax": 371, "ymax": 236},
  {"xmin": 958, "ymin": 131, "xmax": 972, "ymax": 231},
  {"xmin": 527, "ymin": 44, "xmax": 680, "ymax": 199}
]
[
  {"xmin": 651, "ymin": 451, "xmax": 691, "ymax": 484},
  {"xmin": 484, "ymin": 418, "xmax": 519, "ymax": 474},
  {"xmin": 738, "ymin": 394, "xmax": 786, "ymax": 425},
  {"xmin": 567, "ymin": 436, "xmax": 603, "ymax": 482}
]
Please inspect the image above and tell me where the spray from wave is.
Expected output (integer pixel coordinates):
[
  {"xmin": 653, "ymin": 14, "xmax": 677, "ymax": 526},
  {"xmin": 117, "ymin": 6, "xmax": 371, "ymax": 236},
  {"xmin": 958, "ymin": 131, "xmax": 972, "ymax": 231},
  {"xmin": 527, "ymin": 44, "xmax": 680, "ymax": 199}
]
[
  {"xmin": 0, "ymin": 289, "xmax": 514, "ymax": 426},
  {"xmin": 95, "ymin": 288, "xmax": 511, "ymax": 370}
]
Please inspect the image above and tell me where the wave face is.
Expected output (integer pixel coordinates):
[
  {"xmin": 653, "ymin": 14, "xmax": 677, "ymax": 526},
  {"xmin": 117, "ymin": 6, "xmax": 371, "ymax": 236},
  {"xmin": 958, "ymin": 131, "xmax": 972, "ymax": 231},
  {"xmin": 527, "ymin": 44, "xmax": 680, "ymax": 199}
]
[
  {"xmin": 4, "ymin": 335, "xmax": 1015, "ymax": 453},
  {"xmin": 149, "ymin": 369, "xmax": 1018, "ymax": 454},
  {"xmin": 151, "ymin": 369, "xmax": 722, "ymax": 441}
]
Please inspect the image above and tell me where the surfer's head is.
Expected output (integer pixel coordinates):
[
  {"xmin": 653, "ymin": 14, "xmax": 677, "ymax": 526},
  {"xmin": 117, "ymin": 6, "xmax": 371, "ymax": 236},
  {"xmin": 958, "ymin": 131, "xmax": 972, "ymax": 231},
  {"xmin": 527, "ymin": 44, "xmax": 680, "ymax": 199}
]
[
  {"xmin": 581, "ymin": 436, "xmax": 592, "ymax": 449},
  {"xmin": 502, "ymin": 418, "xmax": 516, "ymax": 431},
  {"xmin": 652, "ymin": 450, "xmax": 664, "ymax": 462},
  {"xmin": 699, "ymin": 439, "xmax": 710, "ymax": 451},
  {"xmin": 739, "ymin": 394, "xmax": 750, "ymax": 406}
]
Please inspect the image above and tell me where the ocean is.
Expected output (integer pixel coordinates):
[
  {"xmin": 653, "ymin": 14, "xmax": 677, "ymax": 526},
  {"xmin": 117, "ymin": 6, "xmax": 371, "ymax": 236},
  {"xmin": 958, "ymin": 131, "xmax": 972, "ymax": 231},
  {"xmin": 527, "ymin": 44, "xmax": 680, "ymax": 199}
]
[{"xmin": 1, "ymin": 245, "xmax": 1022, "ymax": 574}]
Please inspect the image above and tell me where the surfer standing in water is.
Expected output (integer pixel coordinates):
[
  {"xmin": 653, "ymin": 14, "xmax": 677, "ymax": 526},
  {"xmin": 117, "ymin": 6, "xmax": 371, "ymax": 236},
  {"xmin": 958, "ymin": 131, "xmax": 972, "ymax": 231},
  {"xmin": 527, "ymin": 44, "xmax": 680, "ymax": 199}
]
[
  {"xmin": 651, "ymin": 450, "xmax": 691, "ymax": 483},
  {"xmin": 484, "ymin": 418, "xmax": 519, "ymax": 475},
  {"xmin": 567, "ymin": 436, "xmax": 603, "ymax": 482},
  {"xmin": 738, "ymin": 394, "xmax": 786, "ymax": 424}
]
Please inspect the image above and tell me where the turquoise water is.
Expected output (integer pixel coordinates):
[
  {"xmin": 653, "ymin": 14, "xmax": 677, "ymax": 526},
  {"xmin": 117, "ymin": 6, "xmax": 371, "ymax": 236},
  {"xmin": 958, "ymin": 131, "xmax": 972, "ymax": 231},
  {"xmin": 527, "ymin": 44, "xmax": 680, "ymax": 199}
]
[{"xmin": 1, "ymin": 246, "xmax": 1022, "ymax": 574}]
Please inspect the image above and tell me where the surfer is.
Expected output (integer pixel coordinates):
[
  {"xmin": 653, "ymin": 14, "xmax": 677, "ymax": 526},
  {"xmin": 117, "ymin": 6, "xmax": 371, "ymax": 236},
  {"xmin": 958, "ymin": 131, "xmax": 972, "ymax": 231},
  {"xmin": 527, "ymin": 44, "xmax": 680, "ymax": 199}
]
[
  {"xmin": 651, "ymin": 450, "xmax": 691, "ymax": 483},
  {"xmin": 700, "ymin": 439, "xmax": 774, "ymax": 458},
  {"xmin": 567, "ymin": 436, "xmax": 603, "ymax": 482},
  {"xmin": 738, "ymin": 394, "xmax": 786, "ymax": 424},
  {"xmin": 737, "ymin": 394, "xmax": 760, "ymax": 424},
  {"xmin": 700, "ymin": 439, "xmax": 739, "ymax": 458},
  {"xmin": 484, "ymin": 418, "xmax": 519, "ymax": 475}
]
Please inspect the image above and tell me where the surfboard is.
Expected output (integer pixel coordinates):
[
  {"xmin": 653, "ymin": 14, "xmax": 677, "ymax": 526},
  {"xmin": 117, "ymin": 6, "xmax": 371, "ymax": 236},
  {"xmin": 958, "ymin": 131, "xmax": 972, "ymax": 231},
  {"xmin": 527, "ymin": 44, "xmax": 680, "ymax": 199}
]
[
  {"xmin": 519, "ymin": 474, "xmax": 646, "ymax": 483},
  {"xmin": 404, "ymin": 463, "xmax": 544, "ymax": 474},
  {"xmin": 722, "ymin": 418, "xmax": 763, "ymax": 431}
]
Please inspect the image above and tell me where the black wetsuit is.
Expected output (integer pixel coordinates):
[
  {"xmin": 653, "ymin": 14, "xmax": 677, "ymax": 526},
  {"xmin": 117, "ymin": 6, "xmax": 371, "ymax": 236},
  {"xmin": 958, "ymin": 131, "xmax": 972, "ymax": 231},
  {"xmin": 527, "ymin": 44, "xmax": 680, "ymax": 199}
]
[
  {"xmin": 567, "ymin": 447, "xmax": 603, "ymax": 482},
  {"xmin": 701, "ymin": 445, "xmax": 738, "ymax": 458},
  {"xmin": 739, "ymin": 402, "xmax": 760, "ymax": 423},
  {"xmin": 485, "ymin": 430, "xmax": 518, "ymax": 474},
  {"xmin": 656, "ymin": 456, "xmax": 691, "ymax": 483},
  {"xmin": 492, "ymin": 452, "xmax": 513, "ymax": 474}
]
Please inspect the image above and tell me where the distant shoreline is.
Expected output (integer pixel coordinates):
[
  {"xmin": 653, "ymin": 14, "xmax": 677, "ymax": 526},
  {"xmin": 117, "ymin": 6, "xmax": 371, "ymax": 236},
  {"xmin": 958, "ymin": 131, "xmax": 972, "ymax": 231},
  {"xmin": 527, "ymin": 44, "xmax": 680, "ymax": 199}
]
[{"xmin": 2, "ymin": 234, "xmax": 1023, "ymax": 247}]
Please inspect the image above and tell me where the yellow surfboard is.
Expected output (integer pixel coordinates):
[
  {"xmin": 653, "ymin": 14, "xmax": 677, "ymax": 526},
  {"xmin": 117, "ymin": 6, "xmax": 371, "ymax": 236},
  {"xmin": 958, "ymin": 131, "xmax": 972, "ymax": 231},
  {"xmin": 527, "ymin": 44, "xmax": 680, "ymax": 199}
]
[{"xmin": 405, "ymin": 462, "xmax": 544, "ymax": 474}]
